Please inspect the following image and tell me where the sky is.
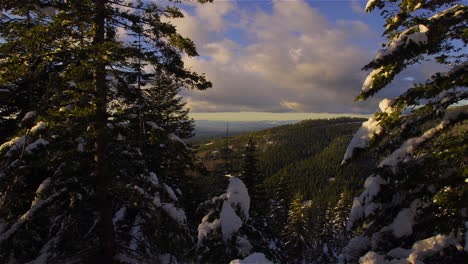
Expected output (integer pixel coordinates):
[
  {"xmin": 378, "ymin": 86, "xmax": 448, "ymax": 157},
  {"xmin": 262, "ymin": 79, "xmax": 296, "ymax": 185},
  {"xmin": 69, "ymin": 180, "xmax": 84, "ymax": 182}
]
[{"xmin": 161, "ymin": 0, "xmax": 451, "ymax": 117}]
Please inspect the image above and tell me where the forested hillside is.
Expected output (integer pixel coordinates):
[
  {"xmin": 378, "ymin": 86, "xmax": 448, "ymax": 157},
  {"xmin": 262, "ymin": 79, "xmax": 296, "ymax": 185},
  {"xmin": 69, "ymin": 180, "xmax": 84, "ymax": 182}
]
[{"xmin": 186, "ymin": 117, "xmax": 378, "ymax": 262}]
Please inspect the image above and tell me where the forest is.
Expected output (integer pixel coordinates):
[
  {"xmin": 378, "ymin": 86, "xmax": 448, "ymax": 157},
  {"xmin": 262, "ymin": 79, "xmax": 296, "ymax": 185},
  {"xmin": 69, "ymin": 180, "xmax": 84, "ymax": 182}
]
[{"xmin": 0, "ymin": 0, "xmax": 466, "ymax": 264}]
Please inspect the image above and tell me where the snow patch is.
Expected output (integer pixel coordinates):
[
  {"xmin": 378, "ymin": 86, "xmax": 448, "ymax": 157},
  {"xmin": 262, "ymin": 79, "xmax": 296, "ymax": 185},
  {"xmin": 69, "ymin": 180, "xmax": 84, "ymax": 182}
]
[
  {"xmin": 25, "ymin": 139, "xmax": 49, "ymax": 154},
  {"xmin": 379, "ymin": 112, "xmax": 461, "ymax": 171},
  {"xmin": 347, "ymin": 175, "xmax": 387, "ymax": 230},
  {"xmin": 226, "ymin": 177, "xmax": 250, "ymax": 220},
  {"xmin": 145, "ymin": 121, "xmax": 164, "ymax": 131},
  {"xmin": 342, "ymin": 115, "xmax": 382, "ymax": 163},
  {"xmin": 22, "ymin": 111, "xmax": 36, "ymax": 122},
  {"xmin": 168, "ymin": 133, "xmax": 187, "ymax": 148},
  {"xmin": 197, "ymin": 211, "xmax": 221, "ymax": 246},
  {"xmin": 149, "ymin": 172, "xmax": 159, "ymax": 186},
  {"xmin": 163, "ymin": 183, "xmax": 178, "ymax": 202},
  {"xmin": 229, "ymin": 252, "xmax": 273, "ymax": 264},
  {"xmin": 161, "ymin": 203, "xmax": 186, "ymax": 224},
  {"xmin": 113, "ymin": 207, "xmax": 126, "ymax": 225},
  {"xmin": 359, "ymin": 251, "xmax": 385, "ymax": 264},
  {"xmin": 220, "ymin": 200, "xmax": 243, "ymax": 242}
]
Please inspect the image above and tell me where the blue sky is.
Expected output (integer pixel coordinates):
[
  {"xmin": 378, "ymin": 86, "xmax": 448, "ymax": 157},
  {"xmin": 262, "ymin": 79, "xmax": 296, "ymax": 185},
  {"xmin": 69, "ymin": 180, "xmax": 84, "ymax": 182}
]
[{"xmin": 157, "ymin": 0, "xmax": 451, "ymax": 116}]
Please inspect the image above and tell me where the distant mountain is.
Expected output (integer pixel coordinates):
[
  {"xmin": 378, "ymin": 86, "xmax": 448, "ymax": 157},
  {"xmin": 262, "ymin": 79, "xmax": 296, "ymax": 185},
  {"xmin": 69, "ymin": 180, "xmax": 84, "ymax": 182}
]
[{"xmin": 189, "ymin": 120, "xmax": 301, "ymax": 141}]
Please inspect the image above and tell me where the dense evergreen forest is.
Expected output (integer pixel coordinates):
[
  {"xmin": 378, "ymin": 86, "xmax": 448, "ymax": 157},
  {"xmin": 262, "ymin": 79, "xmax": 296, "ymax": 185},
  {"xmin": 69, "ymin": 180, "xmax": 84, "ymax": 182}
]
[{"xmin": 0, "ymin": 0, "xmax": 466, "ymax": 263}]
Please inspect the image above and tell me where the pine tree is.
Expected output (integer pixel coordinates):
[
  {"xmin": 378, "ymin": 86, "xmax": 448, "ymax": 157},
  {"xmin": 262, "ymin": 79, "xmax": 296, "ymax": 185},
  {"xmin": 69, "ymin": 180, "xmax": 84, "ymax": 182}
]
[
  {"xmin": 196, "ymin": 177, "xmax": 273, "ymax": 263},
  {"xmin": 0, "ymin": 0, "xmax": 211, "ymax": 262},
  {"xmin": 282, "ymin": 192, "xmax": 312, "ymax": 263},
  {"xmin": 240, "ymin": 136, "xmax": 266, "ymax": 213},
  {"xmin": 342, "ymin": 1, "xmax": 467, "ymax": 263}
]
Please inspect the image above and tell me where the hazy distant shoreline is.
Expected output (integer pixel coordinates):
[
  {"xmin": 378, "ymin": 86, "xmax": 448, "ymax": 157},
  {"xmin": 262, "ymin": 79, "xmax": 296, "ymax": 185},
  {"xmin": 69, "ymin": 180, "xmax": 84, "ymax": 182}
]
[{"xmin": 189, "ymin": 112, "xmax": 371, "ymax": 122}]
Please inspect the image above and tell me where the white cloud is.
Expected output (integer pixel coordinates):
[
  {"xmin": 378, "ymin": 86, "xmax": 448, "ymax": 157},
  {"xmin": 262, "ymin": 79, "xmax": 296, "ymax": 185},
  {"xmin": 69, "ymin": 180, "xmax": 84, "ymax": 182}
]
[
  {"xmin": 350, "ymin": 0, "xmax": 366, "ymax": 14},
  {"xmin": 170, "ymin": 0, "xmax": 393, "ymax": 113}
]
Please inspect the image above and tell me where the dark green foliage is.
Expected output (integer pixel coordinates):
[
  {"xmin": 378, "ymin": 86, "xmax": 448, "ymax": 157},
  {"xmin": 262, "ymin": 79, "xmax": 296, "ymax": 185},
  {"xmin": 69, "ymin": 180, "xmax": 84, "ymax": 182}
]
[
  {"xmin": 343, "ymin": 1, "xmax": 467, "ymax": 263},
  {"xmin": 0, "ymin": 0, "xmax": 211, "ymax": 262}
]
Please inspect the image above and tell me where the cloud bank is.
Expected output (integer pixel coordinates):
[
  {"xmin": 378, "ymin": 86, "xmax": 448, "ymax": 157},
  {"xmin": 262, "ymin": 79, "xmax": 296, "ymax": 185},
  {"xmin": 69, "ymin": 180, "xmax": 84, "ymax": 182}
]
[{"xmin": 166, "ymin": 0, "xmax": 435, "ymax": 114}]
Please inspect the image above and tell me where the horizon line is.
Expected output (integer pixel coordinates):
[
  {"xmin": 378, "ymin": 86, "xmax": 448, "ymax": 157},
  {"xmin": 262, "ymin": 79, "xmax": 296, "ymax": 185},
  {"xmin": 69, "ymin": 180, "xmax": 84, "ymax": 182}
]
[{"xmin": 189, "ymin": 112, "xmax": 371, "ymax": 121}]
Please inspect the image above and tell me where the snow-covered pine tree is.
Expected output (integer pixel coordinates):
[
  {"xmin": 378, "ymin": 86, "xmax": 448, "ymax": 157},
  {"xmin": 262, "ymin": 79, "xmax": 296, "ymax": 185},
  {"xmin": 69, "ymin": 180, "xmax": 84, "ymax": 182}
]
[
  {"xmin": 196, "ymin": 176, "xmax": 273, "ymax": 263},
  {"xmin": 330, "ymin": 192, "xmax": 351, "ymax": 256},
  {"xmin": 341, "ymin": 0, "xmax": 467, "ymax": 263},
  {"xmin": 282, "ymin": 192, "xmax": 313, "ymax": 263},
  {"xmin": 0, "ymin": 0, "xmax": 211, "ymax": 263}
]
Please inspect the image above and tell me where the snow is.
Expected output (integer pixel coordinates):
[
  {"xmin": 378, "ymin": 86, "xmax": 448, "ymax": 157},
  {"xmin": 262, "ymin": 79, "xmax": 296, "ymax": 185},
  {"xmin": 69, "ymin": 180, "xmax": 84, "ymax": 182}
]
[
  {"xmin": 379, "ymin": 111, "xmax": 461, "ymax": 171},
  {"xmin": 365, "ymin": 0, "xmax": 378, "ymax": 12},
  {"xmin": 22, "ymin": 111, "xmax": 36, "ymax": 122},
  {"xmin": 145, "ymin": 121, "xmax": 164, "ymax": 131},
  {"xmin": 225, "ymin": 177, "xmax": 250, "ymax": 220},
  {"xmin": 347, "ymin": 175, "xmax": 387, "ymax": 230},
  {"xmin": 30, "ymin": 121, "xmax": 47, "ymax": 134},
  {"xmin": 229, "ymin": 252, "xmax": 273, "ymax": 264},
  {"xmin": 342, "ymin": 115, "xmax": 382, "ymax": 163},
  {"xmin": 348, "ymin": 199, "xmax": 364, "ymax": 230},
  {"xmin": 405, "ymin": 25, "xmax": 429, "ymax": 45},
  {"xmin": 379, "ymin": 98, "xmax": 394, "ymax": 114},
  {"xmin": 407, "ymin": 233, "xmax": 459, "ymax": 263},
  {"xmin": 197, "ymin": 211, "xmax": 221, "ymax": 246},
  {"xmin": 343, "ymin": 236, "xmax": 371, "ymax": 261},
  {"xmin": 388, "ymin": 199, "xmax": 421, "ymax": 238},
  {"xmin": 129, "ymin": 215, "xmax": 143, "ymax": 251},
  {"xmin": 148, "ymin": 172, "xmax": 159, "ymax": 186},
  {"xmin": 32, "ymin": 178, "xmax": 52, "ymax": 206},
  {"xmin": 374, "ymin": 24, "xmax": 429, "ymax": 62},
  {"xmin": 220, "ymin": 200, "xmax": 243, "ymax": 242},
  {"xmin": 387, "ymin": 247, "xmax": 411, "ymax": 259},
  {"xmin": 362, "ymin": 67, "xmax": 384, "ymax": 92},
  {"xmin": 76, "ymin": 137, "xmax": 84, "ymax": 152},
  {"xmin": 0, "ymin": 188, "xmax": 66, "ymax": 244},
  {"xmin": 25, "ymin": 139, "xmax": 49, "ymax": 154},
  {"xmin": 237, "ymin": 235, "xmax": 253, "ymax": 257},
  {"xmin": 168, "ymin": 133, "xmax": 187, "ymax": 148},
  {"xmin": 161, "ymin": 203, "xmax": 186, "ymax": 224},
  {"xmin": 359, "ymin": 251, "xmax": 385, "ymax": 264},
  {"xmin": 113, "ymin": 207, "xmax": 126, "ymax": 224},
  {"xmin": 430, "ymin": 4, "xmax": 464, "ymax": 20},
  {"xmin": 158, "ymin": 254, "xmax": 178, "ymax": 264},
  {"xmin": 0, "ymin": 121, "xmax": 46, "ymax": 156},
  {"xmin": 163, "ymin": 183, "xmax": 178, "ymax": 201}
]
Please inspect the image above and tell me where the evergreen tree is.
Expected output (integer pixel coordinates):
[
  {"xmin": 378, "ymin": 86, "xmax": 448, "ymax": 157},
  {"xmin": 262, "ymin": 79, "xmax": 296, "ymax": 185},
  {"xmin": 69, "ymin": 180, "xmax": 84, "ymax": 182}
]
[
  {"xmin": 196, "ymin": 177, "xmax": 273, "ymax": 263},
  {"xmin": 0, "ymin": 0, "xmax": 211, "ymax": 262},
  {"xmin": 342, "ymin": 1, "xmax": 467, "ymax": 263},
  {"xmin": 240, "ymin": 136, "xmax": 265, "ymax": 212},
  {"xmin": 282, "ymin": 192, "xmax": 312, "ymax": 264}
]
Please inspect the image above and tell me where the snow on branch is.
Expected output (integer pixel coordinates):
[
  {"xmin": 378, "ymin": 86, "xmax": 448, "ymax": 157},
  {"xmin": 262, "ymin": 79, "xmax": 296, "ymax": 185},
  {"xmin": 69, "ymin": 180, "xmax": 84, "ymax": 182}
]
[
  {"xmin": 342, "ymin": 99, "xmax": 393, "ymax": 163},
  {"xmin": 229, "ymin": 252, "xmax": 273, "ymax": 264},
  {"xmin": 374, "ymin": 24, "xmax": 429, "ymax": 62},
  {"xmin": 145, "ymin": 121, "xmax": 165, "ymax": 131},
  {"xmin": 168, "ymin": 133, "xmax": 188, "ymax": 149},
  {"xmin": 0, "ymin": 121, "xmax": 47, "ymax": 157},
  {"xmin": 379, "ymin": 111, "xmax": 464, "ymax": 172},
  {"xmin": 347, "ymin": 175, "xmax": 387, "ymax": 230},
  {"xmin": 0, "ymin": 188, "xmax": 66, "ymax": 244},
  {"xmin": 429, "ymin": 4, "xmax": 466, "ymax": 20}
]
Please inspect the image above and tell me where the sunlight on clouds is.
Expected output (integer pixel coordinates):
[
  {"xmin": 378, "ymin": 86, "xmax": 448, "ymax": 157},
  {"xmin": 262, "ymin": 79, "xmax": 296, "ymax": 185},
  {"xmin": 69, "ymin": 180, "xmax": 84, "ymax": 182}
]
[{"xmin": 170, "ymin": 0, "xmax": 391, "ymax": 113}]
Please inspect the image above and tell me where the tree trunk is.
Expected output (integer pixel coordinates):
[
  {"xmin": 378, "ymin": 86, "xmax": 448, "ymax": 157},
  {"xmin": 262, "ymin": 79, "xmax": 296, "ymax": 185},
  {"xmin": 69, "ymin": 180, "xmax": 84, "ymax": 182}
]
[{"xmin": 93, "ymin": 0, "xmax": 114, "ymax": 261}]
